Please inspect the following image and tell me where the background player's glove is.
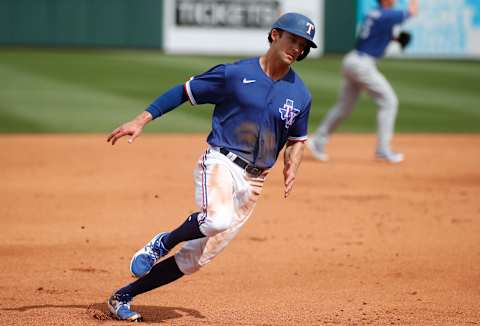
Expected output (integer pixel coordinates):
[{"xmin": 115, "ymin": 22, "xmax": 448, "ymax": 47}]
[{"xmin": 396, "ymin": 31, "xmax": 412, "ymax": 50}]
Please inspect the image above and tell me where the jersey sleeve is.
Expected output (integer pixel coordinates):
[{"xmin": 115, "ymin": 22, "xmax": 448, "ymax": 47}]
[
  {"xmin": 384, "ymin": 9, "xmax": 409, "ymax": 25},
  {"xmin": 184, "ymin": 64, "xmax": 226, "ymax": 106},
  {"xmin": 287, "ymin": 99, "xmax": 311, "ymax": 142}
]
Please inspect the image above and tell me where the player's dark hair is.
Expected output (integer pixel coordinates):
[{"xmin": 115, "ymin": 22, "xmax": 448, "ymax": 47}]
[
  {"xmin": 268, "ymin": 28, "xmax": 283, "ymax": 44},
  {"xmin": 267, "ymin": 28, "xmax": 310, "ymax": 61}
]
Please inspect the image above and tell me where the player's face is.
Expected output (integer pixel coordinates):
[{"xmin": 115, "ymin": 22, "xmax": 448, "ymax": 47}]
[
  {"xmin": 382, "ymin": 0, "xmax": 396, "ymax": 7},
  {"xmin": 272, "ymin": 30, "xmax": 308, "ymax": 65}
]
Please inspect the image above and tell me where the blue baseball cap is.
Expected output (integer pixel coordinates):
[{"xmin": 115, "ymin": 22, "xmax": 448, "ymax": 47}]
[{"xmin": 271, "ymin": 12, "xmax": 317, "ymax": 48}]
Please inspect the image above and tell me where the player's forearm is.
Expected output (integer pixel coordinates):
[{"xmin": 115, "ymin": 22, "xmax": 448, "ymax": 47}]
[
  {"xmin": 133, "ymin": 110, "xmax": 153, "ymax": 127},
  {"xmin": 146, "ymin": 84, "xmax": 188, "ymax": 119},
  {"xmin": 284, "ymin": 141, "xmax": 305, "ymax": 172}
]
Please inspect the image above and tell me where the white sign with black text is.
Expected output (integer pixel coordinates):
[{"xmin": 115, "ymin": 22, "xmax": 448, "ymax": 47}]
[{"xmin": 163, "ymin": 0, "xmax": 323, "ymax": 56}]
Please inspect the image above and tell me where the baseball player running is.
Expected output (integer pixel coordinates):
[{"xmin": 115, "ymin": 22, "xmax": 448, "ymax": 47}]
[
  {"xmin": 106, "ymin": 12, "xmax": 316, "ymax": 321},
  {"xmin": 308, "ymin": 0, "xmax": 418, "ymax": 163}
]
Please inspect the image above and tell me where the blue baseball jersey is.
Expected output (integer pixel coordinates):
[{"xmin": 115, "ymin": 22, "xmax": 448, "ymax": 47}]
[
  {"xmin": 356, "ymin": 7, "xmax": 410, "ymax": 58},
  {"xmin": 184, "ymin": 57, "xmax": 311, "ymax": 169}
]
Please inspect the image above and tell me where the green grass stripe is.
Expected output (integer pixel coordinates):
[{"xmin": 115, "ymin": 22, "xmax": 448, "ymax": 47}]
[{"xmin": 0, "ymin": 48, "xmax": 479, "ymax": 133}]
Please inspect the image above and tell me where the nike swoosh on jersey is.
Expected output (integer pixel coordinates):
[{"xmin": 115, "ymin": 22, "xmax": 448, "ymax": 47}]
[{"xmin": 242, "ymin": 78, "xmax": 256, "ymax": 84}]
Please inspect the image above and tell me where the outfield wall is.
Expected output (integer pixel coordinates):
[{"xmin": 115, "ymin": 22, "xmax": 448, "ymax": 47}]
[
  {"xmin": 0, "ymin": 0, "xmax": 163, "ymax": 48},
  {"xmin": 2, "ymin": 0, "xmax": 479, "ymax": 58},
  {"xmin": 324, "ymin": 0, "xmax": 357, "ymax": 54},
  {"xmin": 0, "ymin": 0, "xmax": 341, "ymax": 55}
]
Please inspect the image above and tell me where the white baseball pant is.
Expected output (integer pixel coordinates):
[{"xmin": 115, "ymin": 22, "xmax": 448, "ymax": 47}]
[{"xmin": 174, "ymin": 147, "xmax": 266, "ymax": 274}]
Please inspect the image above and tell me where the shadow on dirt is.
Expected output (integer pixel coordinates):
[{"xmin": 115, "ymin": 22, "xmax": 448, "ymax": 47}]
[{"xmin": 2, "ymin": 302, "xmax": 206, "ymax": 323}]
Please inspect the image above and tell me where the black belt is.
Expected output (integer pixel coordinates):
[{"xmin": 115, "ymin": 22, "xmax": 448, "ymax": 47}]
[{"xmin": 219, "ymin": 148, "xmax": 265, "ymax": 177}]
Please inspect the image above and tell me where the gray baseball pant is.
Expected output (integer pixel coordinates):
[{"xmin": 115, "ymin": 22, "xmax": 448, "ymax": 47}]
[{"xmin": 314, "ymin": 50, "xmax": 398, "ymax": 153}]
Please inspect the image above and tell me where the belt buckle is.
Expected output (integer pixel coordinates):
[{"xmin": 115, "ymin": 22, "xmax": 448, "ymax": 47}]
[{"xmin": 245, "ymin": 165, "xmax": 263, "ymax": 177}]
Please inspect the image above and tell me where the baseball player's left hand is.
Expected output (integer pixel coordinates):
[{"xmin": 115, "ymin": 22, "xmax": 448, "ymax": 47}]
[
  {"xmin": 283, "ymin": 162, "xmax": 297, "ymax": 198},
  {"xmin": 283, "ymin": 140, "xmax": 305, "ymax": 198}
]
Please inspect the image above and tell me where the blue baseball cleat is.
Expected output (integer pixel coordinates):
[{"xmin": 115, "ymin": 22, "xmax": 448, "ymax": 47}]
[
  {"xmin": 107, "ymin": 293, "xmax": 142, "ymax": 322},
  {"xmin": 130, "ymin": 232, "xmax": 169, "ymax": 278}
]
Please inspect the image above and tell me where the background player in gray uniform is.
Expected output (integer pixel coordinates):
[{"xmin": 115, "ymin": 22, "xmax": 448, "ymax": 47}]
[
  {"xmin": 309, "ymin": 0, "xmax": 418, "ymax": 163},
  {"xmin": 105, "ymin": 13, "xmax": 316, "ymax": 322}
]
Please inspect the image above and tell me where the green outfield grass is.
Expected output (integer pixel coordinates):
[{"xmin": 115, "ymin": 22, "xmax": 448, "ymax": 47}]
[{"xmin": 1, "ymin": 48, "xmax": 479, "ymax": 133}]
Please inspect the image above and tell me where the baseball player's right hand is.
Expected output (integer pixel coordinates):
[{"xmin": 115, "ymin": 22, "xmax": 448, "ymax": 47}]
[{"xmin": 107, "ymin": 111, "xmax": 153, "ymax": 145}]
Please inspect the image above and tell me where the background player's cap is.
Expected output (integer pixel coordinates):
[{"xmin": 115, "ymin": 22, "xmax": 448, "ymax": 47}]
[{"xmin": 271, "ymin": 12, "xmax": 317, "ymax": 48}]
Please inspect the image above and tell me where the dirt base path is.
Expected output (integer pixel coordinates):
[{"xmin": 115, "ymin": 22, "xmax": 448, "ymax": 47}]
[{"xmin": 1, "ymin": 134, "xmax": 479, "ymax": 326}]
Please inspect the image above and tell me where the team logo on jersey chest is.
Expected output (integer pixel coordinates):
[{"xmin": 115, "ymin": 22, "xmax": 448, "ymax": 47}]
[{"xmin": 279, "ymin": 99, "xmax": 299, "ymax": 129}]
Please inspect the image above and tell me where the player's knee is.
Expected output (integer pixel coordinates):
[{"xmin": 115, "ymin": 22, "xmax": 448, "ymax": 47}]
[
  {"xmin": 175, "ymin": 248, "xmax": 217, "ymax": 275},
  {"xmin": 385, "ymin": 93, "xmax": 398, "ymax": 110},
  {"xmin": 378, "ymin": 94, "xmax": 398, "ymax": 113},
  {"xmin": 200, "ymin": 210, "xmax": 233, "ymax": 236},
  {"xmin": 180, "ymin": 261, "xmax": 203, "ymax": 274},
  {"xmin": 175, "ymin": 253, "xmax": 206, "ymax": 275}
]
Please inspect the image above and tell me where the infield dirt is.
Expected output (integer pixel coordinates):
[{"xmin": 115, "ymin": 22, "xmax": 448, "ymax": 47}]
[{"xmin": 1, "ymin": 134, "xmax": 479, "ymax": 325}]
